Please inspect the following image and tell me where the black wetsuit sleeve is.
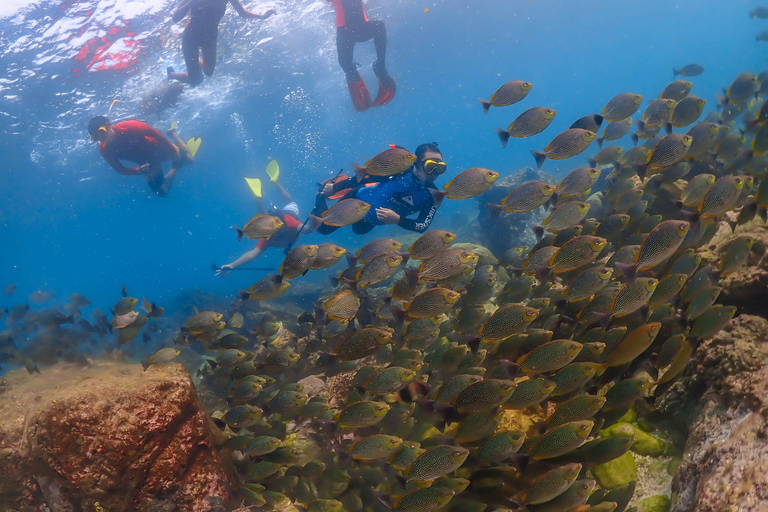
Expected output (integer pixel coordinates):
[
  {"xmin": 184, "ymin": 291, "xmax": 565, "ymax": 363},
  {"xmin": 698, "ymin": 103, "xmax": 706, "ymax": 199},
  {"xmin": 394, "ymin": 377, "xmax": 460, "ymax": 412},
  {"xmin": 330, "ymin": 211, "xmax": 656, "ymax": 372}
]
[
  {"xmin": 332, "ymin": 176, "xmax": 357, "ymax": 193},
  {"xmin": 398, "ymin": 203, "xmax": 438, "ymax": 233}
]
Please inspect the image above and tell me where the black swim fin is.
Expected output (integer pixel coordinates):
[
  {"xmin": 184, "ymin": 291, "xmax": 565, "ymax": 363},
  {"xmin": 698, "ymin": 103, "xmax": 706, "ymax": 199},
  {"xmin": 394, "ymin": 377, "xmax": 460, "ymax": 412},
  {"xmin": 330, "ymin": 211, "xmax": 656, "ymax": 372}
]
[
  {"xmin": 372, "ymin": 62, "xmax": 396, "ymax": 107},
  {"xmin": 347, "ymin": 72, "xmax": 372, "ymax": 112}
]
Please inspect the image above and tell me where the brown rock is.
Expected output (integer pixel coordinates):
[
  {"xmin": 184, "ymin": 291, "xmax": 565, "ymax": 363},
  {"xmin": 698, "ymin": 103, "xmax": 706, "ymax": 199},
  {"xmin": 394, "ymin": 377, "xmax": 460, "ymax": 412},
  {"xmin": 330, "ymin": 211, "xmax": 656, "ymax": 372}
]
[
  {"xmin": 658, "ymin": 315, "xmax": 768, "ymax": 512},
  {"xmin": 699, "ymin": 218, "xmax": 768, "ymax": 315},
  {"xmin": 0, "ymin": 361, "xmax": 234, "ymax": 512}
]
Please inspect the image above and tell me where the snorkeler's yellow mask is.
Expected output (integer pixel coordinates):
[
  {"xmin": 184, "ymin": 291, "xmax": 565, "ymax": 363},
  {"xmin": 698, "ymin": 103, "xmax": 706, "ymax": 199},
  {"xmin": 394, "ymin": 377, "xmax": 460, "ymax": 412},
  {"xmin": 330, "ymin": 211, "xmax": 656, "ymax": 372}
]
[{"xmin": 423, "ymin": 159, "xmax": 447, "ymax": 176}]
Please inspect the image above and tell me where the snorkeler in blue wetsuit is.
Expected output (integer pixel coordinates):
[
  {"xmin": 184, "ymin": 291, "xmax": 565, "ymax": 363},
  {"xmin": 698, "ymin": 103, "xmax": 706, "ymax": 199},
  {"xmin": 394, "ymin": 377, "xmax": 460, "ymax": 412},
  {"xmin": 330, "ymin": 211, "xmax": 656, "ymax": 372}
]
[{"xmin": 312, "ymin": 143, "xmax": 447, "ymax": 234}]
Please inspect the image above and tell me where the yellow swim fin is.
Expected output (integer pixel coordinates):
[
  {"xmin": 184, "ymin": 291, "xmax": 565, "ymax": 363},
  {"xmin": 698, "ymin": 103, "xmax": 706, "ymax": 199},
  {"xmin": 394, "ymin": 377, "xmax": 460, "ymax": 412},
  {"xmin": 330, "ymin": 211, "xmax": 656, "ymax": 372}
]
[
  {"xmin": 186, "ymin": 137, "xmax": 202, "ymax": 158},
  {"xmin": 169, "ymin": 120, "xmax": 177, "ymax": 132},
  {"xmin": 266, "ymin": 160, "xmax": 280, "ymax": 183},
  {"xmin": 245, "ymin": 177, "xmax": 262, "ymax": 198}
]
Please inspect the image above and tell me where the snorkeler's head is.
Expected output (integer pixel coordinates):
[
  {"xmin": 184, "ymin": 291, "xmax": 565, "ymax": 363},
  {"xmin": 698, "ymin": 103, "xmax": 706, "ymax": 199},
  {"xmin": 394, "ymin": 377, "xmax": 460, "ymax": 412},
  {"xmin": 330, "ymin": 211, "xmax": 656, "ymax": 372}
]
[
  {"xmin": 88, "ymin": 116, "xmax": 110, "ymax": 142},
  {"xmin": 415, "ymin": 142, "xmax": 446, "ymax": 177}
]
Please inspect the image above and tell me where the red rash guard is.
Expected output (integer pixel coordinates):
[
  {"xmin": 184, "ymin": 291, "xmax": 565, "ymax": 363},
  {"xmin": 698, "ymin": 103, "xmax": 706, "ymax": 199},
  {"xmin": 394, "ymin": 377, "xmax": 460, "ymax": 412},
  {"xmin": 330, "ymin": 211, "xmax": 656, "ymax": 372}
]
[
  {"xmin": 256, "ymin": 214, "xmax": 303, "ymax": 250},
  {"xmin": 99, "ymin": 120, "xmax": 177, "ymax": 173},
  {"xmin": 330, "ymin": 0, "xmax": 368, "ymax": 28}
]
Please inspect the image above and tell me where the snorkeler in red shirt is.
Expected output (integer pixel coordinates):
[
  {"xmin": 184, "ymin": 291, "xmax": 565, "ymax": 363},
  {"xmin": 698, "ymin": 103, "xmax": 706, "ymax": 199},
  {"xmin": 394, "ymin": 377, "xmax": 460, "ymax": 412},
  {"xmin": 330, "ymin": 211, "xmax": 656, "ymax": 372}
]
[
  {"xmin": 168, "ymin": 0, "xmax": 276, "ymax": 86},
  {"xmin": 327, "ymin": 0, "xmax": 395, "ymax": 111},
  {"xmin": 88, "ymin": 116, "xmax": 198, "ymax": 197},
  {"xmin": 216, "ymin": 161, "xmax": 303, "ymax": 277}
]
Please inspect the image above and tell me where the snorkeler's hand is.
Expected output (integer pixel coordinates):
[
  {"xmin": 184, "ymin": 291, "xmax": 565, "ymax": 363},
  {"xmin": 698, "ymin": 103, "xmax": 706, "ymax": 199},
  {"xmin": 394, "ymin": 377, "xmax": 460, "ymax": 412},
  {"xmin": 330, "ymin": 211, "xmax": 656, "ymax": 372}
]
[
  {"xmin": 215, "ymin": 265, "xmax": 233, "ymax": 278},
  {"xmin": 376, "ymin": 208, "xmax": 400, "ymax": 224},
  {"xmin": 321, "ymin": 182, "xmax": 335, "ymax": 197}
]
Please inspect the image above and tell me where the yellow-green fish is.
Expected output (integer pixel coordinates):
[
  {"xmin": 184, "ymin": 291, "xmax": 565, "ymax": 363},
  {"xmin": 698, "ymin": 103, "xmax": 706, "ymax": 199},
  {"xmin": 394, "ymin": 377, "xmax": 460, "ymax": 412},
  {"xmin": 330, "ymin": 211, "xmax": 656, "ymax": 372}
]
[
  {"xmin": 598, "ymin": 119, "xmax": 633, "ymax": 146},
  {"xmin": 479, "ymin": 80, "xmax": 533, "ymax": 114},
  {"xmin": 532, "ymin": 129, "xmax": 596, "ymax": 168},
  {"xmin": 481, "ymin": 304, "xmax": 539, "ymax": 341},
  {"xmin": 311, "ymin": 243, "xmax": 347, "ymax": 269},
  {"xmin": 442, "ymin": 168, "xmax": 499, "ymax": 199},
  {"xmin": 528, "ymin": 420, "xmax": 593, "ymax": 459},
  {"xmin": 335, "ymin": 327, "xmax": 394, "ymax": 360},
  {"xmin": 324, "ymin": 289, "xmax": 360, "ymax": 321},
  {"xmin": 547, "ymin": 236, "xmax": 607, "ymax": 274},
  {"xmin": 682, "ymin": 174, "xmax": 716, "ymax": 206},
  {"xmin": 355, "ymin": 238, "xmax": 403, "ymax": 264},
  {"xmin": 406, "ymin": 445, "xmax": 470, "ymax": 482},
  {"xmin": 235, "ymin": 214, "xmax": 284, "ymax": 242},
  {"xmin": 698, "ymin": 175, "xmax": 744, "ymax": 219},
  {"xmin": 642, "ymin": 99, "xmax": 676, "ymax": 126},
  {"xmin": 334, "ymin": 401, "xmax": 390, "ymax": 428},
  {"xmin": 352, "ymin": 147, "xmax": 417, "ymax": 179},
  {"xmin": 669, "ymin": 95, "xmax": 706, "ymax": 129},
  {"xmin": 348, "ymin": 435, "xmax": 402, "ymax": 461},
  {"xmin": 524, "ymin": 463, "xmax": 582, "ymax": 505},
  {"xmin": 601, "ymin": 93, "xmax": 643, "ymax": 122},
  {"xmin": 314, "ymin": 199, "xmax": 371, "ymax": 227},
  {"xmin": 659, "ymin": 80, "xmax": 693, "ymax": 101},
  {"xmin": 405, "ymin": 288, "xmax": 461, "ymax": 318},
  {"xmin": 541, "ymin": 201, "xmax": 591, "ymax": 233},
  {"xmin": 616, "ymin": 220, "xmax": 689, "ymax": 284},
  {"xmin": 496, "ymin": 107, "xmax": 557, "ymax": 147},
  {"xmin": 280, "ymin": 245, "xmax": 318, "ymax": 279},
  {"xmin": 244, "ymin": 274, "xmax": 290, "ymax": 300},
  {"xmin": 408, "ymin": 230, "xmax": 456, "ymax": 260},
  {"xmin": 556, "ymin": 167, "xmax": 601, "ymax": 198},
  {"xmin": 356, "ymin": 253, "xmax": 403, "ymax": 287},
  {"xmin": 517, "ymin": 340, "xmax": 583, "ymax": 373}
]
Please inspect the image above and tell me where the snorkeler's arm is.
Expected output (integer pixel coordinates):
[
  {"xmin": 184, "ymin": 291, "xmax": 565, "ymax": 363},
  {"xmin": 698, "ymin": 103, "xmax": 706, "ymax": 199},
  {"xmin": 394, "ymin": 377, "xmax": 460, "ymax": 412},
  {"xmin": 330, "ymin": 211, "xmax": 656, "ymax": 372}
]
[
  {"xmin": 398, "ymin": 204, "xmax": 438, "ymax": 233},
  {"xmin": 100, "ymin": 150, "xmax": 142, "ymax": 175},
  {"xmin": 227, "ymin": 246, "xmax": 266, "ymax": 269},
  {"xmin": 172, "ymin": 0, "xmax": 193, "ymax": 22},
  {"xmin": 230, "ymin": 0, "xmax": 277, "ymax": 19}
]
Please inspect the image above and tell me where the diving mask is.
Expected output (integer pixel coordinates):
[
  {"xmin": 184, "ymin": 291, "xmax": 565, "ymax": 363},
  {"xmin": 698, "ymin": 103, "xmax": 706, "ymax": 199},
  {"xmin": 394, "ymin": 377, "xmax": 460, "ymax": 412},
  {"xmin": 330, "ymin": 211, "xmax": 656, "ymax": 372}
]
[{"xmin": 423, "ymin": 159, "xmax": 447, "ymax": 175}]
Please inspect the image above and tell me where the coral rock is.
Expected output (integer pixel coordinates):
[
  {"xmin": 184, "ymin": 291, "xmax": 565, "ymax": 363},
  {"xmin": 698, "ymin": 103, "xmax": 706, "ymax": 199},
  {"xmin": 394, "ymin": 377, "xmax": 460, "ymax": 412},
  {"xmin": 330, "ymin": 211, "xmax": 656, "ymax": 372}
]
[
  {"xmin": 0, "ymin": 361, "xmax": 234, "ymax": 511},
  {"xmin": 659, "ymin": 315, "xmax": 768, "ymax": 512}
]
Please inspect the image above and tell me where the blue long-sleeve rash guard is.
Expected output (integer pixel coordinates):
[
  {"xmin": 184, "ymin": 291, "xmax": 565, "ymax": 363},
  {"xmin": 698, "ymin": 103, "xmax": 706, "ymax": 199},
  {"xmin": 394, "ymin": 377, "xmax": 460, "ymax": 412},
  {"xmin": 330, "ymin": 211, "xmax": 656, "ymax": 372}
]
[{"xmin": 333, "ymin": 171, "xmax": 439, "ymax": 232}]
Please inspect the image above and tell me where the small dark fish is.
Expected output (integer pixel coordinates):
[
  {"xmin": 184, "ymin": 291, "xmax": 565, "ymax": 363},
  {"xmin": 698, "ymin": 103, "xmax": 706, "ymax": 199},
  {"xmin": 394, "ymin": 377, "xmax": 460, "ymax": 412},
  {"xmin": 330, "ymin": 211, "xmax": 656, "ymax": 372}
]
[
  {"xmin": 570, "ymin": 114, "xmax": 604, "ymax": 132},
  {"xmin": 673, "ymin": 63, "xmax": 705, "ymax": 78},
  {"xmin": 3, "ymin": 284, "xmax": 16, "ymax": 296}
]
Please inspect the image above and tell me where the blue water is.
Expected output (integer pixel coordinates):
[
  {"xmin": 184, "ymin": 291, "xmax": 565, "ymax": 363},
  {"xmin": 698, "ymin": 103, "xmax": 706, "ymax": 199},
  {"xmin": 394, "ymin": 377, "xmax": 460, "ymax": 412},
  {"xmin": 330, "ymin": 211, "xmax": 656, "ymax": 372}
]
[{"xmin": 0, "ymin": 0, "xmax": 764, "ymax": 316}]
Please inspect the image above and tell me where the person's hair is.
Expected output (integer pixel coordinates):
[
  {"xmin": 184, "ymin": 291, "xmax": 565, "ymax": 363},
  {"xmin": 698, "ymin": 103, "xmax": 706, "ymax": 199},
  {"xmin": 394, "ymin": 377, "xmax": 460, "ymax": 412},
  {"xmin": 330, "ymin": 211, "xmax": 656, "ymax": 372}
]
[
  {"xmin": 88, "ymin": 116, "xmax": 110, "ymax": 136},
  {"xmin": 415, "ymin": 142, "xmax": 441, "ymax": 160}
]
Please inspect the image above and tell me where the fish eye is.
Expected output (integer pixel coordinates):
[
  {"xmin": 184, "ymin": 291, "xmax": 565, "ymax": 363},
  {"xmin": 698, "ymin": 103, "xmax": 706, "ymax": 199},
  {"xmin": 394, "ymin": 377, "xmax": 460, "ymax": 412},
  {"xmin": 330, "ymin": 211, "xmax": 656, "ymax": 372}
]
[{"xmin": 453, "ymin": 450, "xmax": 463, "ymax": 457}]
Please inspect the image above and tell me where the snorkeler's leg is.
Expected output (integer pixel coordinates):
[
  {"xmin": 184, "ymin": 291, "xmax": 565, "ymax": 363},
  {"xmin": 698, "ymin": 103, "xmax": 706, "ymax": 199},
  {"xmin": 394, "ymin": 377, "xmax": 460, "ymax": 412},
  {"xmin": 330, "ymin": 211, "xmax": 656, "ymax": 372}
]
[
  {"xmin": 369, "ymin": 21, "xmax": 395, "ymax": 107},
  {"xmin": 167, "ymin": 129, "xmax": 194, "ymax": 166},
  {"xmin": 200, "ymin": 28, "xmax": 218, "ymax": 76},
  {"xmin": 145, "ymin": 164, "xmax": 172, "ymax": 197},
  {"xmin": 338, "ymin": 28, "xmax": 371, "ymax": 112},
  {"xmin": 272, "ymin": 182, "xmax": 293, "ymax": 204},
  {"xmin": 168, "ymin": 28, "xmax": 204, "ymax": 85}
]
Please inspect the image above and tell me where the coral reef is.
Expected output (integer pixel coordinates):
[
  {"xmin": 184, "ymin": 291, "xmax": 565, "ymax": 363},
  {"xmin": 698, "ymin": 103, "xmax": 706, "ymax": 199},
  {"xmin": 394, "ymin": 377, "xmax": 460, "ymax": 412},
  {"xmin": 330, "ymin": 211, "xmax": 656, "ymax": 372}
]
[{"xmin": 0, "ymin": 361, "xmax": 234, "ymax": 512}]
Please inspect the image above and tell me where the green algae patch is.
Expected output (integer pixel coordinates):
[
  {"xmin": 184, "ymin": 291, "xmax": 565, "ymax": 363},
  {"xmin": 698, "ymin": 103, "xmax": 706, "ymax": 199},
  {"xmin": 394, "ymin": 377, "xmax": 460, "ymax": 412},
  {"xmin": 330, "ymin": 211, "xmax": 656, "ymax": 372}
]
[{"xmin": 591, "ymin": 451, "xmax": 637, "ymax": 489}]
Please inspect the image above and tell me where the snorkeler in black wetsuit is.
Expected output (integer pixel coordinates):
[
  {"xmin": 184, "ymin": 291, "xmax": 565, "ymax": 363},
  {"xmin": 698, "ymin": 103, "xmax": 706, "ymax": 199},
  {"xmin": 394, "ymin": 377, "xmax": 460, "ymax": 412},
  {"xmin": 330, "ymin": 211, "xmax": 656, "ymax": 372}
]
[
  {"xmin": 168, "ymin": 0, "xmax": 276, "ymax": 86},
  {"xmin": 328, "ymin": 0, "xmax": 395, "ymax": 111}
]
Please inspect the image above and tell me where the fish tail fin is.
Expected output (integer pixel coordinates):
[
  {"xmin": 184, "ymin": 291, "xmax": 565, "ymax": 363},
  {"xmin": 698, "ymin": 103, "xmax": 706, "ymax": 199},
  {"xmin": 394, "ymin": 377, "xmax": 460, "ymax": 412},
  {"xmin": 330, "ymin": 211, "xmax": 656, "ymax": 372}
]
[
  {"xmin": 235, "ymin": 226, "xmax": 244, "ymax": 242},
  {"xmin": 673, "ymin": 68, "xmax": 679, "ymax": 78},
  {"xmin": 352, "ymin": 162, "xmax": 367, "ymax": 182},
  {"xmin": 630, "ymin": 133, "xmax": 639, "ymax": 146},
  {"xmin": 487, "ymin": 202, "xmax": 505, "ymax": 219},
  {"xmin": 594, "ymin": 312, "xmax": 612, "ymax": 330},
  {"xmin": 587, "ymin": 157, "xmax": 597, "ymax": 168},
  {"xmin": 141, "ymin": 359, "xmax": 150, "ymax": 371},
  {"xmin": 308, "ymin": 214, "xmax": 323, "ymax": 231},
  {"xmin": 329, "ymin": 275, "xmax": 340, "ymax": 287},
  {"xmin": 529, "ymin": 224, "xmax": 545, "ymax": 241},
  {"xmin": 593, "ymin": 363, "xmax": 607, "ymax": 377},
  {"xmin": 596, "ymin": 137, "xmax": 604, "ymax": 148},
  {"xmin": 404, "ymin": 267, "xmax": 421, "ymax": 288},
  {"xmin": 495, "ymin": 128, "xmax": 511, "ymax": 149},
  {"xmin": 615, "ymin": 262, "xmax": 638, "ymax": 286},
  {"xmin": 389, "ymin": 304, "xmax": 406, "ymax": 328},
  {"xmin": 632, "ymin": 163, "xmax": 647, "ymax": 181},
  {"xmin": 478, "ymin": 98, "xmax": 491, "ymax": 115},
  {"xmin": 342, "ymin": 278, "xmax": 359, "ymax": 295},
  {"xmin": 531, "ymin": 150, "xmax": 547, "ymax": 169},
  {"xmin": 345, "ymin": 253, "xmax": 358, "ymax": 267}
]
